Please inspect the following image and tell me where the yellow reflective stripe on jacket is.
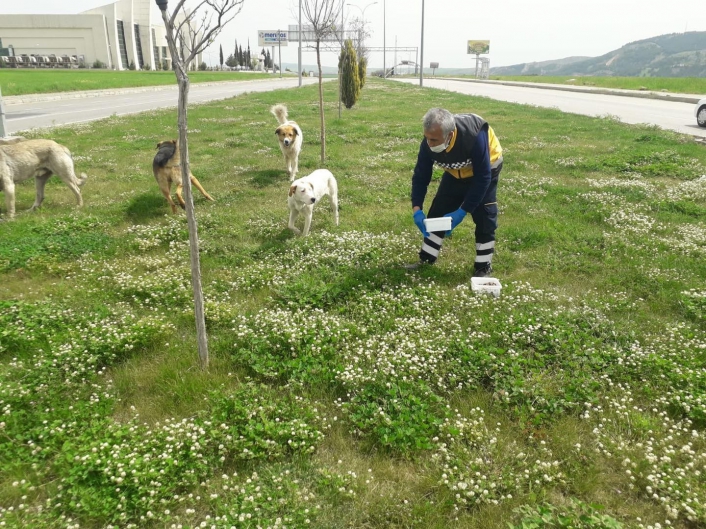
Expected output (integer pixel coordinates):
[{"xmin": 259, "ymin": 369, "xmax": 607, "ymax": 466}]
[
  {"xmin": 450, "ymin": 125, "xmax": 503, "ymax": 179},
  {"xmin": 488, "ymin": 126, "xmax": 503, "ymax": 166}
]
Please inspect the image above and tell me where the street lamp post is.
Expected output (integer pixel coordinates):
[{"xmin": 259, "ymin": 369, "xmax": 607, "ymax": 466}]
[
  {"xmin": 298, "ymin": 0, "xmax": 302, "ymax": 87},
  {"xmin": 347, "ymin": 1, "xmax": 377, "ymax": 55},
  {"xmin": 419, "ymin": 0, "xmax": 424, "ymax": 86},
  {"xmin": 383, "ymin": 0, "xmax": 386, "ymax": 78}
]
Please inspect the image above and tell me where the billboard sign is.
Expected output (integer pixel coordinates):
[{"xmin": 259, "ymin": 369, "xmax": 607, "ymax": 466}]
[
  {"xmin": 258, "ymin": 30, "xmax": 288, "ymax": 47},
  {"xmin": 467, "ymin": 40, "xmax": 490, "ymax": 54}
]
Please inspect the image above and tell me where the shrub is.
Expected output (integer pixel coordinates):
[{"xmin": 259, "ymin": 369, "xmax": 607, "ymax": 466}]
[
  {"xmin": 128, "ymin": 60, "xmax": 136, "ymax": 70},
  {"xmin": 92, "ymin": 59, "xmax": 106, "ymax": 69},
  {"xmin": 358, "ymin": 56, "xmax": 367, "ymax": 88},
  {"xmin": 338, "ymin": 39, "xmax": 360, "ymax": 109},
  {"xmin": 199, "ymin": 61, "xmax": 208, "ymax": 71}
]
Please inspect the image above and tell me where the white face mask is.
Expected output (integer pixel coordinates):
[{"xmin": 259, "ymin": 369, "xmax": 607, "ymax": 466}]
[
  {"xmin": 427, "ymin": 132, "xmax": 451, "ymax": 153},
  {"xmin": 428, "ymin": 141, "xmax": 448, "ymax": 153}
]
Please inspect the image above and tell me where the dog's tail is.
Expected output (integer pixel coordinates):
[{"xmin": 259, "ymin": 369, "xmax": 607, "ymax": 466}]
[
  {"xmin": 64, "ymin": 145, "xmax": 88, "ymax": 187},
  {"xmin": 270, "ymin": 104, "xmax": 288, "ymax": 125}
]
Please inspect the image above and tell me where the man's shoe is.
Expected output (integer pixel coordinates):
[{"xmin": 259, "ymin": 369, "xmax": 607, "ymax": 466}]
[{"xmin": 472, "ymin": 265, "xmax": 493, "ymax": 278}]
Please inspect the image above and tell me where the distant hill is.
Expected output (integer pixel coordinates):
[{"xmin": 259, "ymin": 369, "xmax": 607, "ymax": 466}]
[{"xmin": 491, "ymin": 31, "xmax": 706, "ymax": 77}]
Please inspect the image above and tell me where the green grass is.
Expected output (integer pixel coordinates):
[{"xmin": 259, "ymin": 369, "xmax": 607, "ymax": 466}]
[
  {"xmin": 0, "ymin": 69, "xmax": 278, "ymax": 96},
  {"xmin": 0, "ymin": 78, "xmax": 705, "ymax": 528},
  {"xmin": 4, "ymin": 69, "xmax": 704, "ymax": 98},
  {"xmin": 485, "ymin": 75, "xmax": 706, "ymax": 94}
]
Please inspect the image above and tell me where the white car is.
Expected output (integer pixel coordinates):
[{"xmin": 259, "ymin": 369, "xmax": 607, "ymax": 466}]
[{"xmin": 696, "ymin": 98, "xmax": 706, "ymax": 128}]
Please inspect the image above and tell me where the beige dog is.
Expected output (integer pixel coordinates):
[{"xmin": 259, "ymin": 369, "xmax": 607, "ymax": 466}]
[
  {"xmin": 0, "ymin": 136, "xmax": 26, "ymax": 146},
  {"xmin": 288, "ymin": 169, "xmax": 339, "ymax": 236},
  {"xmin": 271, "ymin": 104, "xmax": 302, "ymax": 181},
  {"xmin": 153, "ymin": 139, "xmax": 214, "ymax": 213},
  {"xmin": 0, "ymin": 139, "xmax": 87, "ymax": 219}
]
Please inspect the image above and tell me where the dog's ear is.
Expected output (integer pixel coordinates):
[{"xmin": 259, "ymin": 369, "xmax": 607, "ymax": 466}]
[
  {"xmin": 292, "ymin": 127, "xmax": 299, "ymax": 137},
  {"xmin": 275, "ymin": 126, "xmax": 282, "ymax": 136},
  {"xmin": 289, "ymin": 185, "xmax": 297, "ymax": 197},
  {"xmin": 308, "ymin": 182, "xmax": 315, "ymax": 191}
]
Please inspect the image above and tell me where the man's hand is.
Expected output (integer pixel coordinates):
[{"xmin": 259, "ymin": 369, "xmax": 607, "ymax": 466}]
[
  {"xmin": 444, "ymin": 207, "xmax": 467, "ymax": 234},
  {"xmin": 413, "ymin": 209, "xmax": 429, "ymax": 237}
]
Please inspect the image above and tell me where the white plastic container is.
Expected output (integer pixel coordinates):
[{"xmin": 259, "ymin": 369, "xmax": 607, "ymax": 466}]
[
  {"xmin": 423, "ymin": 216, "xmax": 452, "ymax": 232},
  {"xmin": 471, "ymin": 277, "xmax": 502, "ymax": 297}
]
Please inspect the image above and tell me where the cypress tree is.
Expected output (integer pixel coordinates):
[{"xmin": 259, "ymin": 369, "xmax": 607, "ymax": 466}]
[
  {"xmin": 338, "ymin": 39, "xmax": 360, "ymax": 109},
  {"xmin": 358, "ymin": 56, "xmax": 367, "ymax": 88}
]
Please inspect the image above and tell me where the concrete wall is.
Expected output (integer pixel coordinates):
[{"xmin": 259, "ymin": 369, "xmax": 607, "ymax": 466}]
[
  {"xmin": 0, "ymin": 14, "xmax": 112, "ymax": 67},
  {"xmin": 0, "ymin": 0, "xmax": 200, "ymax": 72},
  {"xmin": 132, "ymin": 0, "xmax": 153, "ymax": 68},
  {"xmin": 114, "ymin": 0, "xmax": 138, "ymax": 69},
  {"xmin": 82, "ymin": 3, "xmax": 120, "ymax": 69}
]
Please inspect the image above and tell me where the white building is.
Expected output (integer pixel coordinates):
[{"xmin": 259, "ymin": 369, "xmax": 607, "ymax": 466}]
[{"xmin": 0, "ymin": 0, "xmax": 201, "ymax": 70}]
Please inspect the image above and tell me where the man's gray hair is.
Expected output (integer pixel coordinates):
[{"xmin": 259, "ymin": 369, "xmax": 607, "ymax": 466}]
[{"xmin": 423, "ymin": 108, "xmax": 455, "ymax": 136}]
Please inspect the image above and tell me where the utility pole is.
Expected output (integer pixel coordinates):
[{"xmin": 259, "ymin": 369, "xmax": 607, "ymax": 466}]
[
  {"xmin": 298, "ymin": 0, "xmax": 302, "ymax": 86},
  {"xmin": 419, "ymin": 0, "xmax": 424, "ymax": 87},
  {"xmin": 278, "ymin": 32, "xmax": 282, "ymax": 77}
]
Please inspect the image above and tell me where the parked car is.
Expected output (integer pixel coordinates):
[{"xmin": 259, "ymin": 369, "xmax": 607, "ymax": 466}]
[{"xmin": 696, "ymin": 98, "xmax": 706, "ymax": 128}]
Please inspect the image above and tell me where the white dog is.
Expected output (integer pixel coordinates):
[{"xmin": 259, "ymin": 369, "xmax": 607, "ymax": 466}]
[
  {"xmin": 271, "ymin": 103, "xmax": 302, "ymax": 181},
  {"xmin": 288, "ymin": 169, "xmax": 339, "ymax": 237}
]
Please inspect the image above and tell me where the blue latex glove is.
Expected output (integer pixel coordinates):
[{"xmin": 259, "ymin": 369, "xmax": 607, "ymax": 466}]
[
  {"xmin": 413, "ymin": 209, "xmax": 429, "ymax": 237},
  {"xmin": 444, "ymin": 207, "xmax": 467, "ymax": 234}
]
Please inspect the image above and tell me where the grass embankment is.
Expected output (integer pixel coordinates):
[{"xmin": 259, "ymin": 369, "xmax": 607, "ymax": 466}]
[
  {"xmin": 485, "ymin": 75, "xmax": 706, "ymax": 94},
  {"xmin": 2, "ymin": 69, "xmax": 704, "ymax": 97},
  {"xmin": 0, "ymin": 78, "xmax": 705, "ymax": 528},
  {"xmin": 0, "ymin": 69, "xmax": 280, "ymax": 96}
]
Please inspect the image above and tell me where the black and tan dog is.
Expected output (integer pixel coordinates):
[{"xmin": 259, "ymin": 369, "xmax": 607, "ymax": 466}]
[{"xmin": 153, "ymin": 140, "xmax": 214, "ymax": 213}]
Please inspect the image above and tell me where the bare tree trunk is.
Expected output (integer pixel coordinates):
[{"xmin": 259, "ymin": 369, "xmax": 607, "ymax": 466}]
[
  {"xmin": 316, "ymin": 41, "xmax": 325, "ymax": 163},
  {"xmin": 161, "ymin": 8, "xmax": 209, "ymax": 369},
  {"xmin": 178, "ymin": 78, "xmax": 209, "ymax": 370}
]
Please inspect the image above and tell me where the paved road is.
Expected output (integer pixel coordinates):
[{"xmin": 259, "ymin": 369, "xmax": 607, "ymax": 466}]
[
  {"xmin": 5, "ymin": 76, "xmax": 705, "ymax": 139},
  {"xmin": 395, "ymin": 78, "xmax": 706, "ymax": 138},
  {"xmin": 3, "ymin": 77, "xmax": 321, "ymax": 135}
]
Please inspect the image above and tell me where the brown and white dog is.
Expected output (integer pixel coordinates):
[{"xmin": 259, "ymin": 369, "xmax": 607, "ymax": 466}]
[
  {"xmin": 288, "ymin": 169, "xmax": 339, "ymax": 237},
  {"xmin": 271, "ymin": 104, "xmax": 302, "ymax": 181},
  {"xmin": 0, "ymin": 138, "xmax": 87, "ymax": 219},
  {"xmin": 153, "ymin": 140, "xmax": 214, "ymax": 213}
]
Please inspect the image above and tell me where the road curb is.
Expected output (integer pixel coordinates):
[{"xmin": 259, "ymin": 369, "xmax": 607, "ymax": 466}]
[{"xmin": 437, "ymin": 77, "xmax": 703, "ymax": 105}]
